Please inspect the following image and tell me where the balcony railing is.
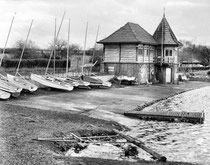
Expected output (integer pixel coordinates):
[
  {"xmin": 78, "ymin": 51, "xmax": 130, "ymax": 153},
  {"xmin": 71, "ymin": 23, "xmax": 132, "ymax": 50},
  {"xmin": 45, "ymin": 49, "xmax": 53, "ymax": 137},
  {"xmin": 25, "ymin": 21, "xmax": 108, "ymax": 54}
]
[{"xmin": 154, "ymin": 56, "xmax": 175, "ymax": 64}]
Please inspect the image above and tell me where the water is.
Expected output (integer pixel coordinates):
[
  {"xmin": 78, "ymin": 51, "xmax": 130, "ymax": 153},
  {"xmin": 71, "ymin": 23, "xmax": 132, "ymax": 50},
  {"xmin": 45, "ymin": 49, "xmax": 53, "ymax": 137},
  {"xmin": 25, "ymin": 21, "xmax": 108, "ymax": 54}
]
[
  {"xmin": 126, "ymin": 86, "xmax": 210, "ymax": 164},
  {"xmin": 90, "ymin": 86, "xmax": 210, "ymax": 164}
]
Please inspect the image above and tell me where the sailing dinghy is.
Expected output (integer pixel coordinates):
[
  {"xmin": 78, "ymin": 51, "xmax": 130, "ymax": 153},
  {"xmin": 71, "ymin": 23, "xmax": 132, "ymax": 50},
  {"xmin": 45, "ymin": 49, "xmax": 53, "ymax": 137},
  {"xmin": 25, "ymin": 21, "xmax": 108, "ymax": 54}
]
[
  {"xmin": 0, "ymin": 89, "xmax": 10, "ymax": 100},
  {"xmin": 31, "ymin": 73, "xmax": 73, "ymax": 91},
  {"xmin": 7, "ymin": 73, "xmax": 37, "ymax": 92},
  {"xmin": 79, "ymin": 24, "xmax": 112, "ymax": 88},
  {"xmin": 7, "ymin": 20, "xmax": 38, "ymax": 92},
  {"xmin": 0, "ymin": 75, "xmax": 22, "ymax": 97},
  {"xmin": 31, "ymin": 14, "xmax": 73, "ymax": 92},
  {"xmin": 53, "ymin": 18, "xmax": 90, "ymax": 89},
  {"xmin": 80, "ymin": 75, "xmax": 111, "ymax": 88},
  {"xmin": 0, "ymin": 13, "xmax": 23, "ymax": 97}
]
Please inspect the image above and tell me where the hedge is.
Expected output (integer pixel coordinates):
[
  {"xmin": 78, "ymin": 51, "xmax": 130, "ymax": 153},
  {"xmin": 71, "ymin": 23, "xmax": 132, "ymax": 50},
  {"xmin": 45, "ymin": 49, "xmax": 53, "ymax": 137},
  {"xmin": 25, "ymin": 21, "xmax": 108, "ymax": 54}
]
[{"xmin": 1, "ymin": 59, "xmax": 71, "ymax": 69}]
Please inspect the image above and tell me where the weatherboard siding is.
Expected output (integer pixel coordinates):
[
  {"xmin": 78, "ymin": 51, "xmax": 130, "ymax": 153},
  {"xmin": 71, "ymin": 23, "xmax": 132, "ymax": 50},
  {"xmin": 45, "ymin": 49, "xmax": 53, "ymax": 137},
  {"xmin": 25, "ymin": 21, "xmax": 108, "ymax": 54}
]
[
  {"xmin": 104, "ymin": 45, "xmax": 120, "ymax": 62},
  {"xmin": 120, "ymin": 45, "xmax": 137, "ymax": 62}
]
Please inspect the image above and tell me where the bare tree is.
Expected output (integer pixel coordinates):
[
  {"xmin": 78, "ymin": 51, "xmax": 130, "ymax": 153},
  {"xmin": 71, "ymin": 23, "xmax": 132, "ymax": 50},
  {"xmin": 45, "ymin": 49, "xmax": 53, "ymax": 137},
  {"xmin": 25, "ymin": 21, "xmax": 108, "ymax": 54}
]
[{"xmin": 14, "ymin": 39, "xmax": 39, "ymax": 59}]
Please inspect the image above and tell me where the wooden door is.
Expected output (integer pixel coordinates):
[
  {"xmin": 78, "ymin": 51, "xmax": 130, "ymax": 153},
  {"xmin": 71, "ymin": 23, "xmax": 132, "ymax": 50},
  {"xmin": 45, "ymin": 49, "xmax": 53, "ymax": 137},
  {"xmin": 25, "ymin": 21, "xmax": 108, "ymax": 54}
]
[{"xmin": 166, "ymin": 68, "xmax": 171, "ymax": 83}]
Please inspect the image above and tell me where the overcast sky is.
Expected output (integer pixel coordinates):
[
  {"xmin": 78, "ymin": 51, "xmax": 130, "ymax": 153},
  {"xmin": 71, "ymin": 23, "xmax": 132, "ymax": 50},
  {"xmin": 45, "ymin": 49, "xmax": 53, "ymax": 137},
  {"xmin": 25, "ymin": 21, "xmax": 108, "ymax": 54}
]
[{"xmin": 0, "ymin": 0, "xmax": 210, "ymax": 49}]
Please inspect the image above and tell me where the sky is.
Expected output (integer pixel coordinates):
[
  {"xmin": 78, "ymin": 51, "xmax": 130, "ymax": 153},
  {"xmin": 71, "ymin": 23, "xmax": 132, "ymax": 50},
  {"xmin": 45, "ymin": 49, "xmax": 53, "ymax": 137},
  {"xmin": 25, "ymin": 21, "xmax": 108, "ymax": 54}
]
[{"xmin": 0, "ymin": 0, "xmax": 210, "ymax": 49}]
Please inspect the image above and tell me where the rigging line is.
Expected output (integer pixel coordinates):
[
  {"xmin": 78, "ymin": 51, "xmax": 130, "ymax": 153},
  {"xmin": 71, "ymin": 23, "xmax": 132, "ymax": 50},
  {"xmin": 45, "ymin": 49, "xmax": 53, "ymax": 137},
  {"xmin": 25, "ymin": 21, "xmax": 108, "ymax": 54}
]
[
  {"xmin": 15, "ymin": 19, "xmax": 33, "ymax": 77},
  {"xmin": 45, "ymin": 11, "xmax": 66, "ymax": 75},
  {"xmin": 81, "ymin": 22, "xmax": 88, "ymax": 75},
  {"xmin": 90, "ymin": 24, "xmax": 100, "ymax": 73},
  {"xmin": 161, "ymin": 12, "xmax": 164, "ymax": 65},
  {"xmin": 0, "ymin": 13, "xmax": 16, "ymax": 67},
  {"xmin": 66, "ymin": 18, "xmax": 70, "ymax": 77}
]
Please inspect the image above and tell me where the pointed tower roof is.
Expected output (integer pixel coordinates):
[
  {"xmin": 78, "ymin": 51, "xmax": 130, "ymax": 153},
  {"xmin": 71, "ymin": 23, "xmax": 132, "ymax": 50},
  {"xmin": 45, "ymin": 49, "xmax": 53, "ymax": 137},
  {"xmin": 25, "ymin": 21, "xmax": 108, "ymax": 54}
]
[
  {"xmin": 98, "ymin": 22, "xmax": 157, "ymax": 45},
  {"xmin": 153, "ymin": 14, "xmax": 182, "ymax": 46}
]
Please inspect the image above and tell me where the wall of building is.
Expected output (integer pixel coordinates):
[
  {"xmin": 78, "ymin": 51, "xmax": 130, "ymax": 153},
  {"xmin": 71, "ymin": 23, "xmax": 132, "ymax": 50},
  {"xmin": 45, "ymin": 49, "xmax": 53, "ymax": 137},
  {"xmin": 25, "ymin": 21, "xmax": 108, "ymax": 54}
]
[
  {"xmin": 103, "ymin": 62, "xmax": 155, "ymax": 84},
  {"xmin": 120, "ymin": 44, "xmax": 136, "ymax": 62},
  {"xmin": 104, "ymin": 45, "xmax": 120, "ymax": 62},
  {"xmin": 102, "ymin": 44, "xmax": 179, "ymax": 84}
]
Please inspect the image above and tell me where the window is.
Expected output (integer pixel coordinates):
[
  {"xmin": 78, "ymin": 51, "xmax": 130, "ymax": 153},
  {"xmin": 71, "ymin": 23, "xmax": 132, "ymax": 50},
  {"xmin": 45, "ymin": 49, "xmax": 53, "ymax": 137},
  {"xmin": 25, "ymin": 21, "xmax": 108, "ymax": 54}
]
[
  {"xmin": 137, "ymin": 49, "xmax": 143, "ymax": 55},
  {"xmin": 170, "ymin": 50, "xmax": 172, "ymax": 56},
  {"xmin": 145, "ymin": 49, "xmax": 149, "ymax": 56},
  {"xmin": 137, "ymin": 44, "xmax": 143, "ymax": 62},
  {"xmin": 150, "ymin": 50, "xmax": 154, "ymax": 56},
  {"xmin": 165, "ymin": 49, "xmax": 173, "ymax": 56}
]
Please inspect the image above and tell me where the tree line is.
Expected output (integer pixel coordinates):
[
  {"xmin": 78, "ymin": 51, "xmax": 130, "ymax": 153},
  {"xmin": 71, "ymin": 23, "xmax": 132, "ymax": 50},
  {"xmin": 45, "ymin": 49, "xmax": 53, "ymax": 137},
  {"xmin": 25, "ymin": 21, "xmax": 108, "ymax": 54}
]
[
  {"xmin": 1, "ymin": 39, "xmax": 103, "ymax": 68},
  {"xmin": 178, "ymin": 40, "xmax": 210, "ymax": 66}
]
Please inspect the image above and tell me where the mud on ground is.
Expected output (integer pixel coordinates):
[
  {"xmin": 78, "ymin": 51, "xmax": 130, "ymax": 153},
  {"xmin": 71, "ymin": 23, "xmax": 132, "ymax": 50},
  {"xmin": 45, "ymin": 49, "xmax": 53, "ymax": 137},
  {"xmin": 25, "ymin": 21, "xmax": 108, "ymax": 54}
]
[
  {"xmin": 0, "ymin": 103, "xmax": 126, "ymax": 165},
  {"xmin": 0, "ymin": 102, "xmax": 199, "ymax": 165}
]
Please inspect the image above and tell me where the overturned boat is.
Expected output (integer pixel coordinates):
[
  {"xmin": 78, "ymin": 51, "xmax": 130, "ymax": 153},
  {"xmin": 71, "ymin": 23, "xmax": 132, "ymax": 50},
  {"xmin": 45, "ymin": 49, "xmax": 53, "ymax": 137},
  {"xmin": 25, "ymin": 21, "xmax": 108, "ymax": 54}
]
[{"xmin": 116, "ymin": 75, "xmax": 136, "ymax": 85}]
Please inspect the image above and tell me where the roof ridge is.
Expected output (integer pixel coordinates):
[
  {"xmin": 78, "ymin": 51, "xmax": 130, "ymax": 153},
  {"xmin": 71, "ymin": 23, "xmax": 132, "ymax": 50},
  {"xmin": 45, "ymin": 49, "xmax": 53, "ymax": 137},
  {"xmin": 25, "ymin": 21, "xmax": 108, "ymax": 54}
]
[
  {"xmin": 163, "ymin": 18, "xmax": 179, "ymax": 44},
  {"xmin": 127, "ymin": 22, "xmax": 140, "ymax": 42},
  {"xmin": 153, "ymin": 16, "xmax": 181, "ymax": 46}
]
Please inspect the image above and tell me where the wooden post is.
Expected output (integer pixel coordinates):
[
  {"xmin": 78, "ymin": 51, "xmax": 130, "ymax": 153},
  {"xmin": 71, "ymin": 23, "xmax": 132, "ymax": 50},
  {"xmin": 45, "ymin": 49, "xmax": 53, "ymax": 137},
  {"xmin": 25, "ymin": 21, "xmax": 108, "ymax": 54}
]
[{"xmin": 113, "ymin": 129, "xmax": 167, "ymax": 162}]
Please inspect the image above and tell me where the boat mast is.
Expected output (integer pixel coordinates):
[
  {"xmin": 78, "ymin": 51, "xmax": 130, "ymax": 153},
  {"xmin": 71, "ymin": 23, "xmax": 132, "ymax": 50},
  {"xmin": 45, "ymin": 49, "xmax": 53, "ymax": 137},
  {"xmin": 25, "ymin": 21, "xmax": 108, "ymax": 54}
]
[
  {"xmin": 66, "ymin": 18, "xmax": 70, "ymax": 77},
  {"xmin": 81, "ymin": 22, "xmax": 88, "ymax": 75},
  {"xmin": 0, "ymin": 13, "xmax": 16, "ymax": 67},
  {"xmin": 53, "ymin": 18, "xmax": 57, "ymax": 76},
  {"xmin": 15, "ymin": 19, "xmax": 33, "ymax": 77},
  {"xmin": 90, "ymin": 24, "xmax": 100, "ymax": 73},
  {"xmin": 45, "ymin": 11, "xmax": 66, "ymax": 75}
]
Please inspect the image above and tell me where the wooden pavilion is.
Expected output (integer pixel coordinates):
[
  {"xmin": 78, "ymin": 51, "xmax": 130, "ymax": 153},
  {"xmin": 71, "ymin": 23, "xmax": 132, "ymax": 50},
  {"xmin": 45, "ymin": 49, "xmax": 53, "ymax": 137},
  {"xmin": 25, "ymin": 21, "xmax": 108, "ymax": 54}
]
[{"xmin": 98, "ymin": 13, "xmax": 182, "ymax": 84}]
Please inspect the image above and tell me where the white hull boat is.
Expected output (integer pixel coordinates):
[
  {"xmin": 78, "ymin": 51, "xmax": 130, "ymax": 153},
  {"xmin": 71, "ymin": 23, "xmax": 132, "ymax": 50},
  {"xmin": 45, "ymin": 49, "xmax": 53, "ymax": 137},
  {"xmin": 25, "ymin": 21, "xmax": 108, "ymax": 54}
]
[
  {"xmin": 0, "ymin": 89, "xmax": 11, "ymax": 100},
  {"xmin": 0, "ymin": 75, "xmax": 22, "ymax": 97},
  {"xmin": 59, "ymin": 76, "xmax": 90, "ymax": 89},
  {"xmin": 31, "ymin": 73, "xmax": 74, "ymax": 91},
  {"xmin": 0, "ymin": 79, "xmax": 21, "ymax": 98},
  {"xmin": 7, "ymin": 74, "xmax": 38, "ymax": 92},
  {"xmin": 80, "ymin": 75, "xmax": 112, "ymax": 88},
  {"xmin": 53, "ymin": 76, "xmax": 80, "ymax": 87}
]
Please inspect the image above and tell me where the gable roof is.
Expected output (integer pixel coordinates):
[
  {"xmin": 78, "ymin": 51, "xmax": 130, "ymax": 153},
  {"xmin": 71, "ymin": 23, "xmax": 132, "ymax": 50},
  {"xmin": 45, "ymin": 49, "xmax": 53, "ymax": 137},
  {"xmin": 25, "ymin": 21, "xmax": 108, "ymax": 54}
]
[
  {"xmin": 153, "ymin": 15, "xmax": 182, "ymax": 46},
  {"xmin": 98, "ymin": 22, "xmax": 157, "ymax": 45}
]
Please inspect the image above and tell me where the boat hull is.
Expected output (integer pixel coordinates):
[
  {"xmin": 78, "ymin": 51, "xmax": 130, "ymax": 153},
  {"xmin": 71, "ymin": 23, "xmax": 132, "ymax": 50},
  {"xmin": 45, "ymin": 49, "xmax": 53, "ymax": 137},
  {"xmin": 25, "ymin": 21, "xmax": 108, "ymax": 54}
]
[
  {"xmin": 31, "ymin": 73, "xmax": 74, "ymax": 91},
  {"xmin": 80, "ymin": 75, "xmax": 112, "ymax": 88},
  {"xmin": 0, "ymin": 77, "xmax": 22, "ymax": 97},
  {"xmin": 7, "ymin": 74, "xmax": 38, "ymax": 92},
  {"xmin": 0, "ymin": 89, "xmax": 11, "ymax": 100}
]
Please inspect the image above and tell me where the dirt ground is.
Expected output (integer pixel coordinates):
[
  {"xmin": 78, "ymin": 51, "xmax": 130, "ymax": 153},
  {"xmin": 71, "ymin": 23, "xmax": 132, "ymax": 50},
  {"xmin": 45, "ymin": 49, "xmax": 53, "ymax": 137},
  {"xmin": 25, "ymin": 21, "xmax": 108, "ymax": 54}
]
[{"xmin": 0, "ymin": 80, "xmax": 209, "ymax": 165}]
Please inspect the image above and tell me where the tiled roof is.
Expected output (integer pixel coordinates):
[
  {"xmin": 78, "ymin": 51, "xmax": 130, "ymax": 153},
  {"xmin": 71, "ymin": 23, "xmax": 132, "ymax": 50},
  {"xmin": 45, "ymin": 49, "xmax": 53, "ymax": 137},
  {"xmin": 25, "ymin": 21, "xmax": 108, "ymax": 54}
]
[
  {"xmin": 153, "ymin": 15, "xmax": 182, "ymax": 46},
  {"xmin": 98, "ymin": 22, "xmax": 157, "ymax": 45}
]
